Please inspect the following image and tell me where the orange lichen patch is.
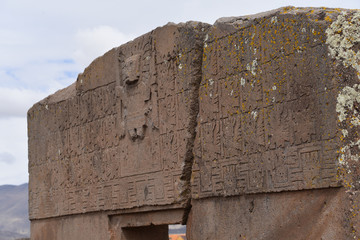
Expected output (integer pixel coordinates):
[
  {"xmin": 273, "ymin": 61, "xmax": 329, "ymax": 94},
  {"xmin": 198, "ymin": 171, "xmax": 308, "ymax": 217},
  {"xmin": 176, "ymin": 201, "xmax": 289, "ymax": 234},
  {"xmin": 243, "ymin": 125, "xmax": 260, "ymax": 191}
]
[{"xmin": 325, "ymin": 15, "xmax": 333, "ymax": 22}]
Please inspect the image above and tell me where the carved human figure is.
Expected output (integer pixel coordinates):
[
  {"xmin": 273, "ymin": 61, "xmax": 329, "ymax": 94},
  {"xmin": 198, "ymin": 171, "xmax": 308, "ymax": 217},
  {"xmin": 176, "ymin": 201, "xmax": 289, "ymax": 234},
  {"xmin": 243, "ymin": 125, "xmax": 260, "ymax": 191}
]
[{"xmin": 117, "ymin": 54, "xmax": 152, "ymax": 141}]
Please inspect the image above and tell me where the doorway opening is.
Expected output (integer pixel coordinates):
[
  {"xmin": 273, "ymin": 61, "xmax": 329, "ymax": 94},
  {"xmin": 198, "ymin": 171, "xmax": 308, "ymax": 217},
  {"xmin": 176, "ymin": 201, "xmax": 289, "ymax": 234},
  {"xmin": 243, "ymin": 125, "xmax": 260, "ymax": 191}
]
[
  {"xmin": 122, "ymin": 225, "xmax": 168, "ymax": 240},
  {"xmin": 120, "ymin": 224, "xmax": 186, "ymax": 240},
  {"xmin": 169, "ymin": 224, "xmax": 186, "ymax": 240},
  {"xmin": 109, "ymin": 208, "xmax": 187, "ymax": 240}
]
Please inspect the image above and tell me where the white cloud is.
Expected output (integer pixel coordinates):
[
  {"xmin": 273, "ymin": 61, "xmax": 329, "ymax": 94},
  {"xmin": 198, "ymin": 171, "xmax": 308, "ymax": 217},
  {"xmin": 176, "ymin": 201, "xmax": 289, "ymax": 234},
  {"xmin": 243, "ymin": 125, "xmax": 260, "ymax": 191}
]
[
  {"xmin": 0, "ymin": 152, "xmax": 15, "ymax": 165},
  {"xmin": 0, "ymin": 88, "xmax": 49, "ymax": 118},
  {"xmin": 73, "ymin": 26, "xmax": 134, "ymax": 69},
  {"xmin": 0, "ymin": 118, "xmax": 28, "ymax": 185},
  {"xmin": 169, "ymin": 224, "xmax": 186, "ymax": 230}
]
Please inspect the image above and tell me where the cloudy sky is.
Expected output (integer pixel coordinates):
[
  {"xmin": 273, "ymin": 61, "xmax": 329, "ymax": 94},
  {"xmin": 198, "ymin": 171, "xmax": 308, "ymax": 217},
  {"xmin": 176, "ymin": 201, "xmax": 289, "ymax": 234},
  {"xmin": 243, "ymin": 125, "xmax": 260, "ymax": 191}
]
[{"xmin": 0, "ymin": 0, "xmax": 359, "ymax": 185}]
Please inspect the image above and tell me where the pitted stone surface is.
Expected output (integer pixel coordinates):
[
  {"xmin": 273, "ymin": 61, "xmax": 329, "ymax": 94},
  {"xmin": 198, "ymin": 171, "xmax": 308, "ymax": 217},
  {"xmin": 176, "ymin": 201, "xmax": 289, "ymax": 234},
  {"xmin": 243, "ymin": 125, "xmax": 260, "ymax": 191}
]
[
  {"xmin": 28, "ymin": 6, "xmax": 360, "ymax": 240},
  {"xmin": 189, "ymin": 7, "xmax": 360, "ymax": 239},
  {"xmin": 28, "ymin": 21, "xmax": 210, "ymax": 219},
  {"xmin": 192, "ymin": 7, "xmax": 344, "ymax": 198}
]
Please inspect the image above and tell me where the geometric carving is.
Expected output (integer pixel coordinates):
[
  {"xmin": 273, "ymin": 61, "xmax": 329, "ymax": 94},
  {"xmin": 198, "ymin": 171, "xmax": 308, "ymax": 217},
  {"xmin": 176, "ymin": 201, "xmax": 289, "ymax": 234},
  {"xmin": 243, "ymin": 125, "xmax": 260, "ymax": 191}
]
[
  {"xmin": 28, "ymin": 7, "xmax": 360, "ymax": 240},
  {"xmin": 28, "ymin": 22, "xmax": 210, "ymax": 219},
  {"xmin": 192, "ymin": 8, "xmax": 343, "ymax": 199}
]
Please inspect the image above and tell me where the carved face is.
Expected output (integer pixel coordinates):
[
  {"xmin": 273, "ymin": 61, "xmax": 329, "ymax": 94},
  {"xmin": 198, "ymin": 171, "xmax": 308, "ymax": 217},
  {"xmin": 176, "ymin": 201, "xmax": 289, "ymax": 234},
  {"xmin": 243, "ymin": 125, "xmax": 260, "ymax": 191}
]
[
  {"xmin": 122, "ymin": 54, "xmax": 140, "ymax": 85},
  {"xmin": 116, "ymin": 49, "xmax": 163, "ymax": 180},
  {"xmin": 118, "ymin": 53, "xmax": 152, "ymax": 141}
]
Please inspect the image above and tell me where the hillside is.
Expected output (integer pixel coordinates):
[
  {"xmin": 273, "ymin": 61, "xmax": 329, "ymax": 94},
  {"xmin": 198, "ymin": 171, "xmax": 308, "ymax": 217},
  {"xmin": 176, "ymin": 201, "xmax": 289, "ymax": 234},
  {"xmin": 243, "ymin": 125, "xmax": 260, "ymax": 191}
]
[{"xmin": 0, "ymin": 183, "xmax": 30, "ymax": 239}]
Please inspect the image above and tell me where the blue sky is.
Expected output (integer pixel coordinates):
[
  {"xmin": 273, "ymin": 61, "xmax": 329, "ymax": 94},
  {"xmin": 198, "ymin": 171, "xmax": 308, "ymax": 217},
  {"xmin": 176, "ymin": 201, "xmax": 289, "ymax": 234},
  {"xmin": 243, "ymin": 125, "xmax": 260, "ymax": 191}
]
[{"xmin": 0, "ymin": 0, "xmax": 360, "ymax": 185}]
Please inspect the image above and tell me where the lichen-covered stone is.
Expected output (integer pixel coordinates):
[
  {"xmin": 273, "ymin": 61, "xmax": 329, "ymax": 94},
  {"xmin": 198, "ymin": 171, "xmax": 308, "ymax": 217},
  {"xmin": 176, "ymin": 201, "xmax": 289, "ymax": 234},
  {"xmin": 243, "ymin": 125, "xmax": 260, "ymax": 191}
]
[
  {"xmin": 28, "ymin": 6, "xmax": 360, "ymax": 240},
  {"xmin": 326, "ymin": 11, "xmax": 360, "ymax": 75},
  {"xmin": 193, "ymin": 6, "xmax": 341, "ymax": 198},
  {"xmin": 190, "ymin": 6, "xmax": 360, "ymax": 239}
]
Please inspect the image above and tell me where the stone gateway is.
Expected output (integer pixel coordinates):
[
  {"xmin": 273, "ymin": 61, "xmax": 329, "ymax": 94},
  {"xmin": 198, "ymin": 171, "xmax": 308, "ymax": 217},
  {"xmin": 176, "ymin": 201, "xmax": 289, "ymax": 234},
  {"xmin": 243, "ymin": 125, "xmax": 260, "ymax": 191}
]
[{"xmin": 28, "ymin": 7, "xmax": 360, "ymax": 240}]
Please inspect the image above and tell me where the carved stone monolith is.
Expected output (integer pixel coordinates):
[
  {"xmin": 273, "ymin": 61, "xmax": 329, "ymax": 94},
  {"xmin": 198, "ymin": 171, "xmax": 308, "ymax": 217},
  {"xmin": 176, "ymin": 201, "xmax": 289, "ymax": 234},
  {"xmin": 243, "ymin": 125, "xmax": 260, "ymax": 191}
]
[{"xmin": 28, "ymin": 7, "xmax": 360, "ymax": 240}]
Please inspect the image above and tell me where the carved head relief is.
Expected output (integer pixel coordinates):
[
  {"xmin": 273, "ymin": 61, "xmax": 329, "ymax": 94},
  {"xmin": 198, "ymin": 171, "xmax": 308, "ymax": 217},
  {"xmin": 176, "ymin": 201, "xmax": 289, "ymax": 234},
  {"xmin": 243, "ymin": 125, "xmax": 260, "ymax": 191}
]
[
  {"xmin": 119, "ymin": 53, "xmax": 154, "ymax": 141},
  {"xmin": 122, "ymin": 54, "xmax": 141, "ymax": 85}
]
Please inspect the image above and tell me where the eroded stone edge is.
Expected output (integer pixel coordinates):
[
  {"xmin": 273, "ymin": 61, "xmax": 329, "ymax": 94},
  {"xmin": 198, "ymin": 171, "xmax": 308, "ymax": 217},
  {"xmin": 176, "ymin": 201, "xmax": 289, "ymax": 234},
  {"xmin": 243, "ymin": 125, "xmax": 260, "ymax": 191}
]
[{"xmin": 326, "ymin": 10, "xmax": 360, "ymax": 239}]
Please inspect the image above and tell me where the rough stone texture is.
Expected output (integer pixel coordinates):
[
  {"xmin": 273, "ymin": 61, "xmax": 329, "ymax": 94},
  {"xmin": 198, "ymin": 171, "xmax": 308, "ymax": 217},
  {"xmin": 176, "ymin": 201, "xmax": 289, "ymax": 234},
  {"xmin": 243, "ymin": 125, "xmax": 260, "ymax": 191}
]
[
  {"xmin": 109, "ymin": 209, "xmax": 183, "ymax": 239},
  {"xmin": 28, "ymin": 6, "xmax": 360, "ymax": 240},
  {"xmin": 192, "ymin": 6, "xmax": 341, "ymax": 198},
  {"xmin": 27, "ymin": 21, "xmax": 210, "ymax": 220},
  {"xmin": 187, "ymin": 188, "xmax": 355, "ymax": 240},
  {"xmin": 189, "ymin": 7, "xmax": 360, "ymax": 239},
  {"xmin": 30, "ymin": 213, "xmax": 110, "ymax": 240}
]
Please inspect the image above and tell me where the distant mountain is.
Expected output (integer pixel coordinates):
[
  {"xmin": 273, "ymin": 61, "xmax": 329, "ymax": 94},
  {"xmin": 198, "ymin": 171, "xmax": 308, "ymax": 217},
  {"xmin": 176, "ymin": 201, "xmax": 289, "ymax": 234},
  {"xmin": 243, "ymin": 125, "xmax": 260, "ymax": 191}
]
[{"xmin": 0, "ymin": 183, "xmax": 30, "ymax": 240}]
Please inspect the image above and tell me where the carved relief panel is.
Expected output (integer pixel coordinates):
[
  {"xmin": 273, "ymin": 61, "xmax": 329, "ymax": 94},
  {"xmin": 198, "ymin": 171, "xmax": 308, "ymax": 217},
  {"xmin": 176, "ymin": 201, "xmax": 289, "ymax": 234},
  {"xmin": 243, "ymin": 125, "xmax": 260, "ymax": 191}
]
[
  {"xmin": 193, "ymin": 13, "xmax": 341, "ymax": 199},
  {"xmin": 28, "ymin": 22, "xmax": 209, "ymax": 219}
]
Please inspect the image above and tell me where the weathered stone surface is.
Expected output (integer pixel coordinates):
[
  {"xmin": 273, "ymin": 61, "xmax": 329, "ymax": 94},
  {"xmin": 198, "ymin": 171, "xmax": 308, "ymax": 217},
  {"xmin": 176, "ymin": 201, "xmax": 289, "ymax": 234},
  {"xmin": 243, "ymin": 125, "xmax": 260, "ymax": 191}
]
[
  {"xmin": 189, "ymin": 7, "xmax": 360, "ymax": 239},
  {"xmin": 28, "ymin": 21, "xmax": 210, "ymax": 220},
  {"xmin": 187, "ymin": 188, "xmax": 355, "ymax": 240},
  {"xmin": 28, "ymin": 6, "xmax": 360, "ymax": 240},
  {"xmin": 109, "ymin": 208, "xmax": 184, "ymax": 239},
  {"xmin": 192, "ymin": 7, "xmax": 343, "ymax": 198},
  {"xmin": 30, "ymin": 213, "xmax": 110, "ymax": 240}
]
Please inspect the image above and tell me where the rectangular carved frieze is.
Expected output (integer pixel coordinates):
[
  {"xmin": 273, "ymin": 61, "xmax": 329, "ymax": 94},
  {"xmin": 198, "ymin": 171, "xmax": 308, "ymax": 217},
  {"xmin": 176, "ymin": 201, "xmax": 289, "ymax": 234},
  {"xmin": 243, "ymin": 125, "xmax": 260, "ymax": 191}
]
[
  {"xmin": 192, "ymin": 11, "xmax": 342, "ymax": 199},
  {"xmin": 28, "ymin": 22, "xmax": 210, "ymax": 219}
]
